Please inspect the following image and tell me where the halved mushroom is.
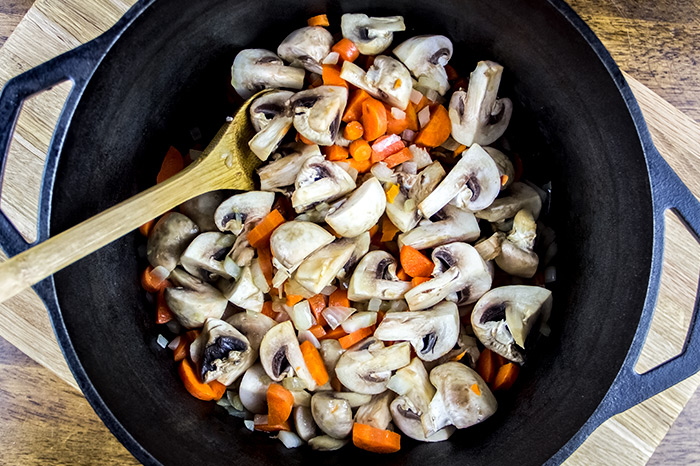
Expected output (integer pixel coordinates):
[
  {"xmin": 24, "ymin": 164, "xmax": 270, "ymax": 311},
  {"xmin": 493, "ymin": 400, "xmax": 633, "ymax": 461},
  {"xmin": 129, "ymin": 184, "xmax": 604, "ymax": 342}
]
[
  {"xmin": 226, "ymin": 311, "xmax": 277, "ymax": 351},
  {"xmin": 347, "ymin": 250, "xmax": 412, "ymax": 301},
  {"xmin": 340, "ymin": 56, "xmax": 412, "ymax": 110},
  {"xmin": 424, "ymin": 328, "xmax": 480, "ymax": 371},
  {"xmin": 214, "ymin": 191, "xmax": 275, "ymax": 235},
  {"xmin": 474, "ymin": 182, "xmax": 543, "ymax": 223},
  {"xmin": 484, "ymin": 146, "xmax": 514, "ymax": 190},
  {"xmin": 239, "ymin": 363, "xmax": 272, "ymax": 413},
  {"xmin": 408, "ymin": 161, "xmax": 447, "ymax": 202},
  {"xmin": 193, "ymin": 318, "xmax": 256, "ymax": 385},
  {"xmin": 385, "ymin": 192, "xmax": 422, "ymax": 233},
  {"xmin": 355, "ymin": 391, "xmax": 395, "ymax": 430},
  {"xmin": 291, "ymin": 155, "xmax": 357, "ymax": 212},
  {"xmin": 164, "ymin": 268, "xmax": 228, "ymax": 328},
  {"xmin": 391, "ymin": 397, "xmax": 455, "ymax": 442},
  {"xmin": 495, "ymin": 209, "xmax": 539, "ymax": 278},
  {"xmin": 294, "ymin": 406, "xmax": 318, "ymax": 441},
  {"xmin": 220, "ymin": 264, "xmax": 264, "ymax": 312},
  {"xmin": 419, "ymin": 144, "xmax": 501, "ymax": 218},
  {"xmin": 422, "ymin": 362, "xmax": 497, "ymax": 435},
  {"xmin": 386, "ymin": 161, "xmax": 446, "ymax": 233},
  {"xmin": 375, "ymin": 302, "xmax": 460, "ymax": 361},
  {"xmin": 311, "ymin": 392, "xmax": 353, "ymax": 439},
  {"xmin": 334, "ymin": 339, "xmax": 411, "ymax": 394},
  {"xmin": 471, "ymin": 285, "xmax": 552, "ymax": 363},
  {"xmin": 398, "ymin": 204, "xmax": 479, "ymax": 250},
  {"xmin": 325, "ymin": 177, "xmax": 386, "ymax": 237},
  {"xmin": 291, "ymin": 86, "xmax": 347, "ymax": 146},
  {"xmin": 147, "ymin": 212, "xmax": 199, "ymax": 272},
  {"xmin": 294, "ymin": 238, "xmax": 356, "ymax": 294},
  {"xmin": 277, "ymin": 27, "xmax": 334, "ymax": 74},
  {"xmin": 269, "ymin": 220, "xmax": 335, "ymax": 273},
  {"xmin": 179, "ymin": 191, "xmax": 228, "ymax": 232},
  {"xmin": 448, "ymin": 60, "xmax": 513, "ymax": 146},
  {"xmin": 405, "ymin": 242, "xmax": 492, "ymax": 311},
  {"xmin": 230, "ymin": 49, "xmax": 305, "ymax": 99},
  {"xmin": 259, "ymin": 321, "xmax": 317, "ymax": 389},
  {"xmin": 180, "ymin": 232, "xmax": 236, "ymax": 281},
  {"xmin": 258, "ymin": 143, "xmax": 321, "ymax": 192},
  {"xmin": 474, "ymin": 232, "xmax": 506, "ymax": 261},
  {"xmin": 248, "ymin": 92, "xmax": 294, "ymax": 162},
  {"xmin": 341, "ymin": 14, "xmax": 405, "ymax": 55},
  {"xmin": 336, "ymin": 231, "xmax": 371, "ymax": 280},
  {"xmin": 393, "ymin": 35, "xmax": 453, "ymax": 95}
]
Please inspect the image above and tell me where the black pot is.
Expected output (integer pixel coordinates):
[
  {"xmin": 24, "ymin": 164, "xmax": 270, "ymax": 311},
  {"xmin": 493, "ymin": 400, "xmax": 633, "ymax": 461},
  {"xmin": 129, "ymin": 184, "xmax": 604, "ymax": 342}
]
[{"xmin": 0, "ymin": 0, "xmax": 699, "ymax": 464}]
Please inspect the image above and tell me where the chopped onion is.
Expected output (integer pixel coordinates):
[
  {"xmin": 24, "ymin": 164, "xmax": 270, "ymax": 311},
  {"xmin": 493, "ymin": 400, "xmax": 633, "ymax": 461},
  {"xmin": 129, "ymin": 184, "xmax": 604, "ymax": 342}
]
[
  {"xmin": 418, "ymin": 106, "xmax": 431, "ymax": 128},
  {"xmin": 228, "ymin": 392, "xmax": 245, "ymax": 411},
  {"xmin": 322, "ymin": 305, "xmax": 357, "ymax": 329},
  {"xmin": 282, "ymin": 377, "xmax": 309, "ymax": 391},
  {"xmin": 322, "ymin": 51, "xmax": 339, "ymax": 65},
  {"xmin": 408, "ymin": 144, "xmax": 432, "ymax": 169},
  {"xmin": 165, "ymin": 319, "xmax": 181, "ymax": 334},
  {"xmin": 341, "ymin": 312, "xmax": 377, "ymax": 333},
  {"xmin": 224, "ymin": 256, "xmax": 242, "ymax": 280},
  {"xmin": 190, "ymin": 126, "xmax": 202, "ymax": 141},
  {"xmin": 278, "ymin": 431, "xmax": 303, "ymax": 448},
  {"xmin": 290, "ymin": 300, "xmax": 315, "ymax": 331},
  {"xmin": 298, "ymin": 329, "xmax": 321, "ymax": 348},
  {"xmin": 391, "ymin": 107, "xmax": 406, "ymax": 120},
  {"xmin": 401, "ymin": 161, "xmax": 417, "ymax": 175},
  {"xmin": 368, "ymin": 298, "xmax": 382, "ymax": 311},
  {"xmin": 151, "ymin": 265, "xmax": 170, "ymax": 284},
  {"xmin": 244, "ymin": 419, "xmax": 255, "ymax": 431},
  {"xmin": 425, "ymin": 88, "xmax": 439, "ymax": 103},
  {"xmin": 217, "ymin": 396, "xmax": 232, "ymax": 408},
  {"xmin": 440, "ymin": 136, "xmax": 461, "ymax": 151},
  {"xmin": 320, "ymin": 284, "xmax": 338, "ymax": 296},
  {"xmin": 156, "ymin": 334, "xmax": 169, "ymax": 349},
  {"xmin": 544, "ymin": 265, "xmax": 557, "ymax": 283},
  {"xmin": 254, "ymin": 414, "xmax": 269, "ymax": 426},
  {"xmin": 167, "ymin": 335, "xmax": 181, "ymax": 351},
  {"xmin": 371, "ymin": 162, "xmax": 397, "ymax": 183},
  {"xmin": 401, "ymin": 129, "xmax": 415, "ymax": 142},
  {"xmin": 389, "ymin": 300, "xmax": 409, "ymax": 312},
  {"xmin": 272, "ymin": 269, "xmax": 289, "ymax": 289},
  {"xmin": 540, "ymin": 322, "xmax": 552, "ymax": 337},
  {"xmin": 251, "ymin": 259, "xmax": 271, "ymax": 293},
  {"xmin": 188, "ymin": 149, "xmax": 203, "ymax": 161},
  {"xmin": 410, "ymin": 88, "xmax": 423, "ymax": 105}
]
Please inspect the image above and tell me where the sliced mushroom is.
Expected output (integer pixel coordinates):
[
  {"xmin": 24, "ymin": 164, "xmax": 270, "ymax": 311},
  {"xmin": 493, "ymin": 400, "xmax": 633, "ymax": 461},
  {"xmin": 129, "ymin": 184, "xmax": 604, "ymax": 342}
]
[
  {"xmin": 311, "ymin": 392, "xmax": 353, "ymax": 439},
  {"xmin": 308, "ymin": 435, "xmax": 349, "ymax": 451},
  {"xmin": 424, "ymin": 328, "xmax": 481, "ymax": 371},
  {"xmin": 391, "ymin": 396, "xmax": 455, "ymax": 442},
  {"xmin": 259, "ymin": 321, "xmax": 317, "ymax": 389},
  {"xmin": 291, "ymin": 86, "xmax": 347, "ymax": 146},
  {"xmin": 180, "ymin": 232, "xmax": 236, "ymax": 281},
  {"xmin": 483, "ymin": 146, "xmax": 514, "ymax": 190},
  {"xmin": 230, "ymin": 49, "xmax": 305, "ymax": 99},
  {"xmin": 340, "ymin": 56, "xmax": 412, "ymax": 110},
  {"xmin": 239, "ymin": 363, "xmax": 272, "ymax": 413},
  {"xmin": 320, "ymin": 338, "xmax": 345, "ymax": 385},
  {"xmin": 277, "ymin": 27, "xmax": 334, "ymax": 74},
  {"xmin": 336, "ymin": 231, "xmax": 371, "ymax": 280},
  {"xmin": 407, "ymin": 161, "xmax": 447, "ymax": 202},
  {"xmin": 179, "ymin": 191, "xmax": 228, "ymax": 232},
  {"xmin": 340, "ymin": 14, "xmax": 405, "ymax": 55},
  {"xmin": 294, "ymin": 406, "xmax": 318, "ymax": 441},
  {"xmin": 334, "ymin": 340, "xmax": 411, "ymax": 394},
  {"xmin": 423, "ymin": 362, "xmax": 497, "ymax": 435},
  {"xmin": 226, "ymin": 311, "xmax": 277, "ymax": 351},
  {"xmin": 474, "ymin": 232, "xmax": 506, "ymax": 261},
  {"xmin": 291, "ymin": 155, "xmax": 357, "ymax": 212},
  {"xmin": 474, "ymin": 182, "xmax": 543, "ymax": 223},
  {"xmin": 347, "ymin": 250, "xmax": 412, "ymax": 301},
  {"xmin": 386, "ymin": 161, "xmax": 446, "ymax": 233},
  {"xmin": 248, "ymin": 93, "xmax": 293, "ymax": 162},
  {"xmin": 193, "ymin": 318, "xmax": 256, "ymax": 385},
  {"xmin": 258, "ymin": 143, "xmax": 321, "ymax": 192},
  {"xmin": 398, "ymin": 205, "xmax": 479, "ymax": 250},
  {"xmin": 385, "ymin": 192, "xmax": 422, "ymax": 233},
  {"xmin": 164, "ymin": 268, "xmax": 228, "ymax": 328},
  {"xmin": 375, "ymin": 302, "xmax": 460, "ymax": 361},
  {"xmin": 269, "ymin": 220, "xmax": 335, "ymax": 273},
  {"xmin": 448, "ymin": 60, "xmax": 513, "ymax": 146},
  {"xmin": 214, "ymin": 191, "xmax": 275, "ymax": 235},
  {"xmin": 419, "ymin": 144, "xmax": 501, "ymax": 218},
  {"xmin": 495, "ymin": 209, "xmax": 539, "ymax": 278},
  {"xmin": 294, "ymin": 238, "xmax": 356, "ymax": 294},
  {"xmin": 325, "ymin": 177, "xmax": 386, "ymax": 237},
  {"xmin": 393, "ymin": 35, "xmax": 453, "ymax": 95},
  {"xmin": 355, "ymin": 391, "xmax": 395, "ymax": 430},
  {"xmin": 147, "ymin": 212, "xmax": 199, "ymax": 272},
  {"xmin": 471, "ymin": 285, "xmax": 552, "ymax": 363},
  {"xmin": 220, "ymin": 264, "xmax": 264, "ymax": 312},
  {"xmin": 405, "ymin": 242, "xmax": 492, "ymax": 311}
]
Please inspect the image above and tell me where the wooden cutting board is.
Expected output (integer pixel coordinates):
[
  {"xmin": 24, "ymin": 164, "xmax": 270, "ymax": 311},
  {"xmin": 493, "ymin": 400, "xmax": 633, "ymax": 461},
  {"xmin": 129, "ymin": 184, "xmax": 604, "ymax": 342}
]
[{"xmin": 0, "ymin": 1, "xmax": 699, "ymax": 464}]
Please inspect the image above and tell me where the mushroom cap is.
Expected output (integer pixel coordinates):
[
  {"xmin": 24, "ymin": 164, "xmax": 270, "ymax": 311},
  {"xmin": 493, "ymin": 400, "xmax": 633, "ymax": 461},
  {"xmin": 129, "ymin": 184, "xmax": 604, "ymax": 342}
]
[
  {"xmin": 277, "ymin": 26, "xmax": 334, "ymax": 74},
  {"xmin": 340, "ymin": 14, "xmax": 406, "ymax": 55},
  {"xmin": 398, "ymin": 204, "xmax": 480, "ymax": 250},
  {"xmin": 257, "ymin": 143, "xmax": 321, "ymax": 192},
  {"xmin": 391, "ymin": 396, "xmax": 455, "ymax": 442},
  {"xmin": 325, "ymin": 177, "xmax": 387, "ymax": 238},
  {"xmin": 355, "ymin": 391, "xmax": 395, "ymax": 430},
  {"xmin": 269, "ymin": 220, "xmax": 335, "ymax": 272},
  {"xmin": 179, "ymin": 191, "xmax": 228, "ymax": 232},
  {"xmin": 259, "ymin": 321, "xmax": 317, "ymax": 389},
  {"xmin": 292, "ymin": 155, "xmax": 357, "ymax": 212},
  {"xmin": 230, "ymin": 49, "xmax": 305, "ymax": 99},
  {"xmin": 180, "ymin": 232, "xmax": 236, "ymax": 281},
  {"xmin": 195, "ymin": 318, "xmax": 256, "ymax": 385},
  {"xmin": 239, "ymin": 363, "xmax": 273, "ymax": 414},
  {"xmin": 291, "ymin": 86, "xmax": 348, "ymax": 146},
  {"xmin": 334, "ymin": 340, "xmax": 411, "ymax": 394},
  {"xmin": 494, "ymin": 209, "xmax": 539, "ymax": 278},
  {"xmin": 293, "ymin": 238, "xmax": 356, "ymax": 294},
  {"xmin": 474, "ymin": 181, "xmax": 543, "ymax": 223},
  {"xmin": 340, "ymin": 57, "xmax": 413, "ymax": 110},
  {"xmin": 147, "ymin": 212, "xmax": 199, "ymax": 272},
  {"xmin": 249, "ymin": 90, "xmax": 294, "ymax": 132},
  {"xmin": 164, "ymin": 268, "xmax": 228, "ymax": 328},
  {"xmin": 226, "ymin": 310, "xmax": 277, "ymax": 351},
  {"xmin": 311, "ymin": 392, "xmax": 354, "ymax": 439},
  {"xmin": 393, "ymin": 35, "xmax": 453, "ymax": 95},
  {"xmin": 347, "ymin": 250, "xmax": 412, "ymax": 301},
  {"xmin": 214, "ymin": 191, "xmax": 275, "ymax": 235}
]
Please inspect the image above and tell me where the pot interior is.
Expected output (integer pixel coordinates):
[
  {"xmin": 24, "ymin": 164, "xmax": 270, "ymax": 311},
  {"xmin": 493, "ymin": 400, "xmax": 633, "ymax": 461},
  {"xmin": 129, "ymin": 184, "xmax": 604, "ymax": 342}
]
[{"xmin": 51, "ymin": 0, "xmax": 653, "ymax": 464}]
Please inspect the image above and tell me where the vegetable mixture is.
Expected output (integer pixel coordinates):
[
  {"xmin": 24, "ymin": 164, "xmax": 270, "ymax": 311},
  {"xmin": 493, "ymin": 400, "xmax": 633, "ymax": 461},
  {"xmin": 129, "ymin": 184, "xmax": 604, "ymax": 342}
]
[{"xmin": 140, "ymin": 12, "xmax": 555, "ymax": 454}]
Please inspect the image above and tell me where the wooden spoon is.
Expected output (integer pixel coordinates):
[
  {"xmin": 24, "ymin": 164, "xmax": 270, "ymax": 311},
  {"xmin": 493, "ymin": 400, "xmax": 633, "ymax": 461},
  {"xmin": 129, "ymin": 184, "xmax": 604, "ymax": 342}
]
[{"xmin": 0, "ymin": 90, "xmax": 269, "ymax": 303}]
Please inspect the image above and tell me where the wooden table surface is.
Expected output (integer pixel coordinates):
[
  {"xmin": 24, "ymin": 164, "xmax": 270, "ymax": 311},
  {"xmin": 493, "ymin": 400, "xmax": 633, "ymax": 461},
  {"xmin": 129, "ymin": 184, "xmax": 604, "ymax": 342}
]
[{"xmin": 0, "ymin": 0, "xmax": 699, "ymax": 464}]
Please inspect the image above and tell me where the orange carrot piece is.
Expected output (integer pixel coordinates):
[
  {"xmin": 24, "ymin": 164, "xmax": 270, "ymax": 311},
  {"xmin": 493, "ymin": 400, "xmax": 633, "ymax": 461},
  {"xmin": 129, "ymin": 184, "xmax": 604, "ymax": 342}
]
[
  {"xmin": 323, "ymin": 144, "xmax": 350, "ymax": 161},
  {"xmin": 339, "ymin": 325, "xmax": 375, "ymax": 349},
  {"xmin": 172, "ymin": 336, "xmax": 189, "ymax": 362},
  {"xmin": 343, "ymin": 89, "xmax": 371, "ymax": 122},
  {"xmin": 362, "ymin": 98, "xmax": 388, "ymax": 141},
  {"xmin": 404, "ymin": 102, "xmax": 419, "ymax": 132},
  {"xmin": 332, "ymin": 38, "xmax": 360, "ymax": 62},
  {"xmin": 411, "ymin": 276, "xmax": 432, "ymax": 287},
  {"xmin": 319, "ymin": 326, "xmax": 348, "ymax": 340},
  {"xmin": 248, "ymin": 209, "xmax": 285, "ymax": 249},
  {"xmin": 414, "ymin": 105, "xmax": 451, "ymax": 148},
  {"xmin": 380, "ymin": 217, "xmax": 399, "ymax": 242},
  {"xmin": 286, "ymin": 294, "xmax": 304, "ymax": 307},
  {"xmin": 343, "ymin": 121, "xmax": 364, "ymax": 140},
  {"xmin": 492, "ymin": 363, "xmax": 520, "ymax": 391},
  {"xmin": 139, "ymin": 218, "xmax": 156, "ymax": 237},
  {"xmin": 384, "ymin": 103, "xmax": 410, "ymax": 135},
  {"xmin": 369, "ymin": 225, "xmax": 379, "ymax": 239},
  {"xmin": 414, "ymin": 95, "xmax": 431, "ymax": 113},
  {"xmin": 322, "ymin": 64, "xmax": 348, "ymax": 89},
  {"xmin": 307, "ymin": 14, "xmax": 330, "ymax": 27},
  {"xmin": 254, "ymin": 415, "xmax": 291, "ymax": 432},
  {"xmin": 141, "ymin": 266, "xmax": 169, "ymax": 293},
  {"xmin": 445, "ymin": 64, "xmax": 459, "ymax": 81},
  {"xmin": 179, "ymin": 359, "xmax": 218, "ymax": 401},
  {"xmin": 157, "ymin": 146, "xmax": 184, "ymax": 184},
  {"xmin": 156, "ymin": 287, "xmax": 175, "ymax": 324},
  {"xmin": 370, "ymin": 134, "xmax": 405, "ymax": 164},
  {"xmin": 330, "ymin": 375, "xmax": 343, "ymax": 392},
  {"xmin": 261, "ymin": 301, "xmax": 277, "ymax": 319},
  {"xmin": 308, "ymin": 294, "xmax": 327, "ymax": 327},
  {"xmin": 476, "ymin": 349, "xmax": 499, "ymax": 384},
  {"xmin": 267, "ymin": 383, "xmax": 295, "ymax": 425},
  {"xmin": 329, "ymin": 288, "xmax": 350, "ymax": 308},
  {"xmin": 300, "ymin": 340, "xmax": 330, "ymax": 386},
  {"xmin": 353, "ymin": 423, "xmax": 401, "ymax": 454},
  {"xmin": 308, "ymin": 324, "xmax": 327, "ymax": 339},
  {"xmin": 257, "ymin": 246, "xmax": 274, "ymax": 287},
  {"xmin": 470, "ymin": 383, "xmax": 481, "ymax": 396},
  {"xmin": 454, "ymin": 144, "xmax": 467, "ymax": 156},
  {"xmin": 347, "ymin": 156, "xmax": 372, "ymax": 173},
  {"xmin": 501, "ymin": 174, "xmax": 509, "ymax": 186},
  {"xmin": 210, "ymin": 380, "xmax": 227, "ymax": 400},
  {"xmin": 396, "ymin": 268, "xmax": 410, "ymax": 281},
  {"xmin": 384, "ymin": 147, "xmax": 412, "ymax": 168},
  {"xmin": 297, "ymin": 133, "xmax": 315, "ymax": 145},
  {"xmin": 400, "ymin": 245, "xmax": 435, "ymax": 278},
  {"xmin": 349, "ymin": 139, "xmax": 372, "ymax": 162}
]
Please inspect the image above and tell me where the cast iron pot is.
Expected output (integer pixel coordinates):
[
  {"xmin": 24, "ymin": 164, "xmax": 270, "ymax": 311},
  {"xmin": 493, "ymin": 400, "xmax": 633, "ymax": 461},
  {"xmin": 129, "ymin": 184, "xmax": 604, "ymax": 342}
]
[{"xmin": 0, "ymin": 0, "xmax": 699, "ymax": 464}]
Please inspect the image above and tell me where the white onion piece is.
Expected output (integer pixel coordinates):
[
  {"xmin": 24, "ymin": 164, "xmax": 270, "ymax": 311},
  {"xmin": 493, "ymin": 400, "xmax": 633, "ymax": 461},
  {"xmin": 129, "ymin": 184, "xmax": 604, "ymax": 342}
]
[
  {"xmin": 167, "ymin": 335, "xmax": 181, "ymax": 351},
  {"xmin": 408, "ymin": 145, "xmax": 432, "ymax": 169},
  {"xmin": 371, "ymin": 162, "xmax": 397, "ymax": 183},
  {"xmin": 410, "ymin": 88, "xmax": 423, "ymax": 105},
  {"xmin": 165, "ymin": 319, "xmax": 181, "ymax": 334},
  {"xmin": 290, "ymin": 300, "xmax": 315, "ymax": 331},
  {"xmin": 322, "ymin": 305, "xmax": 357, "ymax": 329},
  {"xmin": 320, "ymin": 284, "xmax": 337, "ymax": 296},
  {"xmin": 368, "ymin": 298, "xmax": 382, "ymax": 311},
  {"xmin": 244, "ymin": 419, "xmax": 255, "ymax": 431},
  {"xmin": 151, "ymin": 265, "xmax": 170, "ymax": 283},
  {"xmin": 156, "ymin": 334, "xmax": 169, "ymax": 349},
  {"xmin": 341, "ymin": 311, "xmax": 377, "ymax": 333},
  {"xmin": 224, "ymin": 256, "xmax": 242, "ymax": 280},
  {"xmin": 254, "ymin": 414, "xmax": 268, "ymax": 426},
  {"xmin": 418, "ymin": 106, "xmax": 431, "ymax": 128},
  {"xmin": 545, "ymin": 266, "xmax": 557, "ymax": 283},
  {"xmin": 391, "ymin": 107, "xmax": 406, "ymax": 120},
  {"xmin": 401, "ymin": 161, "xmax": 417, "ymax": 175},
  {"xmin": 322, "ymin": 52, "xmax": 339, "ymax": 65},
  {"xmin": 425, "ymin": 88, "xmax": 439, "ymax": 103},
  {"xmin": 272, "ymin": 269, "xmax": 289, "ymax": 289},
  {"xmin": 251, "ymin": 259, "xmax": 271, "ymax": 293},
  {"xmin": 401, "ymin": 129, "xmax": 415, "ymax": 142},
  {"xmin": 440, "ymin": 136, "xmax": 462, "ymax": 151},
  {"xmin": 278, "ymin": 431, "xmax": 303, "ymax": 448},
  {"xmin": 298, "ymin": 329, "xmax": 321, "ymax": 348}
]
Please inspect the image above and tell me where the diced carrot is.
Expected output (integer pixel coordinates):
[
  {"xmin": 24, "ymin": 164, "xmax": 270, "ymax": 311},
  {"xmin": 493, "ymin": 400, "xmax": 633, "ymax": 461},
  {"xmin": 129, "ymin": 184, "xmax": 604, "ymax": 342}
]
[
  {"xmin": 308, "ymin": 294, "xmax": 327, "ymax": 327},
  {"xmin": 380, "ymin": 217, "xmax": 399, "ymax": 242},
  {"xmin": 384, "ymin": 147, "xmax": 412, "ymax": 168},
  {"xmin": 349, "ymin": 139, "xmax": 372, "ymax": 162},
  {"xmin": 257, "ymin": 246, "xmax": 274, "ymax": 287},
  {"xmin": 322, "ymin": 64, "xmax": 348, "ymax": 89},
  {"xmin": 492, "ymin": 363, "xmax": 520, "ymax": 391},
  {"xmin": 353, "ymin": 423, "xmax": 401, "ymax": 454},
  {"xmin": 267, "ymin": 383, "xmax": 295, "ymax": 425},
  {"xmin": 400, "ymin": 245, "xmax": 435, "ymax": 278},
  {"xmin": 376, "ymin": 311, "xmax": 386, "ymax": 326},
  {"xmin": 286, "ymin": 294, "xmax": 304, "ymax": 307},
  {"xmin": 139, "ymin": 218, "xmax": 156, "ymax": 237},
  {"xmin": 362, "ymin": 98, "xmax": 388, "ymax": 141},
  {"xmin": 178, "ymin": 359, "xmax": 222, "ymax": 401},
  {"xmin": 308, "ymin": 76, "xmax": 324, "ymax": 89},
  {"xmin": 452, "ymin": 350, "xmax": 467, "ymax": 362},
  {"xmin": 309, "ymin": 324, "xmax": 327, "ymax": 339},
  {"xmin": 319, "ymin": 326, "xmax": 348, "ymax": 340},
  {"xmin": 411, "ymin": 276, "xmax": 432, "ymax": 287},
  {"xmin": 248, "ymin": 209, "xmax": 285, "ymax": 249},
  {"xmin": 476, "ymin": 348, "xmax": 499, "ymax": 384},
  {"xmin": 343, "ymin": 121, "xmax": 364, "ymax": 141},
  {"xmin": 323, "ymin": 144, "xmax": 349, "ymax": 161},
  {"xmin": 156, "ymin": 287, "xmax": 175, "ymax": 324},
  {"xmin": 369, "ymin": 225, "xmax": 379, "ymax": 239},
  {"xmin": 347, "ymin": 156, "xmax": 372, "ymax": 173},
  {"xmin": 343, "ymin": 89, "xmax": 371, "ymax": 122},
  {"xmin": 454, "ymin": 144, "xmax": 467, "ymax": 156},
  {"xmin": 261, "ymin": 301, "xmax": 277, "ymax": 319},
  {"xmin": 370, "ymin": 134, "xmax": 405, "ymax": 164},
  {"xmin": 332, "ymin": 38, "xmax": 360, "ymax": 63},
  {"xmin": 300, "ymin": 340, "xmax": 330, "ymax": 386},
  {"xmin": 254, "ymin": 416, "xmax": 291, "ymax": 432},
  {"xmin": 414, "ymin": 105, "xmax": 451, "ymax": 147},
  {"xmin": 297, "ymin": 133, "xmax": 315, "ymax": 145},
  {"xmin": 141, "ymin": 266, "xmax": 169, "ymax": 293},
  {"xmin": 157, "ymin": 146, "xmax": 184, "ymax": 183},
  {"xmin": 470, "ymin": 383, "xmax": 481, "ymax": 396},
  {"xmin": 339, "ymin": 325, "xmax": 375, "ymax": 349},
  {"xmin": 396, "ymin": 268, "xmax": 410, "ymax": 281},
  {"xmin": 330, "ymin": 375, "xmax": 343, "ymax": 392},
  {"xmin": 501, "ymin": 174, "xmax": 509, "ymax": 186},
  {"xmin": 445, "ymin": 64, "xmax": 459, "ymax": 81},
  {"xmin": 210, "ymin": 380, "xmax": 227, "ymax": 400},
  {"xmin": 184, "ymin": 329, "xmax": 201, "ymax": 343},
  {"xmin": 404, "ymin": 102, "xmax": 419, "ymax": 132},
  {"xmin": 172, "ymin": 336, "xmax": 189, "ymax": 362},
  {"xmin": 384, "ymin": 103, "xmax": 410, "ymax": 135},
  {"xmin": 307, "ymin": 14, "xmax": 330, "ymax": 27},
  {"xmin": 329, "ymin": 288, "xmax": 350, "ymax": 308}
]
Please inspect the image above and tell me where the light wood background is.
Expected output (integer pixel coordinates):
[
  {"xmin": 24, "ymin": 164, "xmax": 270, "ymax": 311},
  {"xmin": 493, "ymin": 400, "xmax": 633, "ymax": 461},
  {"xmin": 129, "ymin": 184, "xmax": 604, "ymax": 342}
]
[{"xmin": 0, "ymin": 0, "xmax": 699, "ymax": 465}]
